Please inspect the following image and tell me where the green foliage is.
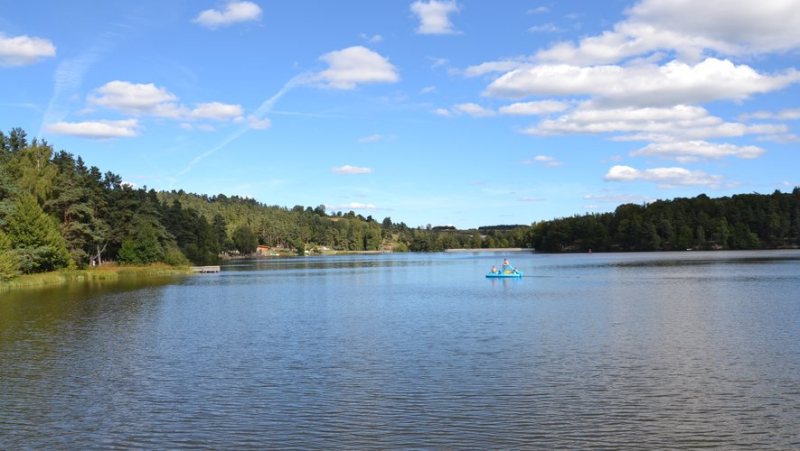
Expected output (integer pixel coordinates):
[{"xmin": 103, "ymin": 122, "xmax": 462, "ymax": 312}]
[
  {"xmin": 2, "ymin": 126, "xmax": 798, "ymax": 276},
  {"xmin": 6, "ymin": 194, "xmax": 71, "ymax": 273},
  {"xmin": 232, "ymin": 224, "xmax": 258, "ymax": 255},
  {"xmin": 117, "ymin": 224, "xmax": 165, "ymax": 265},
  {"xmin": 525, "ymin": 190, "xmax": 800, "ymax": 252},
  {"xmin": 0, "ymin": 230, "xmax": 20, "ymax": 280}
]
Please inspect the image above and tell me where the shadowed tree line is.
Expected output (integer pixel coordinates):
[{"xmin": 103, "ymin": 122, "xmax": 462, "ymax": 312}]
[{"xmin": 525, "ymin": 191, "xmax": 800, "ymax": 252}]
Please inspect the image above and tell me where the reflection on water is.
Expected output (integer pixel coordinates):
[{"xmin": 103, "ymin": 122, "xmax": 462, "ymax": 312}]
[{"xmin": 1, "ymin": 251, "xmax": 799, "ymax": 449}]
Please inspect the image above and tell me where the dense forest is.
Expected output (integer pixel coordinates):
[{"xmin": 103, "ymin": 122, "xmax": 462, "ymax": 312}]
[
  {"xmin": 527, "ymin": 190, "xmax": 800, "ymax": 252},
  {"xmin": 1, "ymin": 127, "xmax": 798, "ymax": 281}
]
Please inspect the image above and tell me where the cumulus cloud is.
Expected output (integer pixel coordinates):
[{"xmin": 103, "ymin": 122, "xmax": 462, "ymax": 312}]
[
  {"xmin": 604, "ymin": 164, "xmax": 725, "ymax": 188},
  {"xmin": 44, "ymin": 119, "xmax": 140, "ymax": 139},
  {"xmin": 193, "ymin": 1, "xmax": 262, "ymax": 29},
  {"xmin": 484, "ymin": 58, "xmax": 800, "ymax": 105},
  {"xmin": 432, "ymin": 103, "xmax": 496, "ymax": 117},
  {"xmin": 331, "ymin": 165, "xmax": 373, "ymax": 175},
  {"xmin": 499, "ymin": 100, "xmax": 569, "ymax": 115},
  {"xmin": 88, "ymin": 81, "xmax": 183, "ymax": 117},
  {"xmin": 189, "ymin": 102, "xmax": 243, "ymax": 121},
  {"xmin": 627, "ymin": 0, "xmax": 800, "ymax": 56},
  {"xmin": 0, "ymin": 33, "xmax": 56, "ymax": 66},
  {"xmin": 523, "ymin": 104, "xmax": 787, "ymax": 141},
  {"xmin": 87, "ymin": 81, "xmax": 245, "ymax": 124},
  {"xmin": 534, "ymin": 0, "xmax": 800, "ymax": 65},
  {"xmin": 630, "ymin": 140, "xmax": 765, "ymax": 163},
  {"xmin": 411, "ymin": 0, "xmax": 460, "ymax": 35},
  {"xmin": 740, "ymin": 108, "xmax": 800, "ymax": 121},
  {"xmin": 310, "ymin": 46, "xmax": 399, "ymax": 90},
  {"xmin": 453, "ymin": 103, "xmax": 495, "ymax": 117}
]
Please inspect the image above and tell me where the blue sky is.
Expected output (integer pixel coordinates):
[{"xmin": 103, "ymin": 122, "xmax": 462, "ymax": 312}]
[{"xmin": 1, "ymin": 1, "xmax": 799, "ymax": 228}]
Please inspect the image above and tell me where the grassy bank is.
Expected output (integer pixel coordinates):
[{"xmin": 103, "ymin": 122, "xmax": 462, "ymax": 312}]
[{"xmin": 0, "ymin": 264, "xmax": 193, "ymax": 292}]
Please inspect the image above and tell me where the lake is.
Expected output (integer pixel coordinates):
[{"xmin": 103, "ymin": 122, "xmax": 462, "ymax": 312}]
[{"xmin": 2, "ymin": 250, "xmax": 799, "ymax": 449}]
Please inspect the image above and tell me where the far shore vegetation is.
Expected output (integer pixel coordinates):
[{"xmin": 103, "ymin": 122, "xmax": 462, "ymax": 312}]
[{"xmin": 1, "ymin": 126, "xmax": 800, "ymax": 287}]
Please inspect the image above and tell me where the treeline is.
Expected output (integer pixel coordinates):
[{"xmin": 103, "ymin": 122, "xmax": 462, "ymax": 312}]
[
  {"xmin": 526, "ymin": 191, "xmax": 800, "ymax": 252},
  {"xmin": 0, "ymin": 128, "xmax": 510, "ymax": 280},
  {"xmin": 3, "ymin": 126, "xmax": 798, "ymax": 281}
]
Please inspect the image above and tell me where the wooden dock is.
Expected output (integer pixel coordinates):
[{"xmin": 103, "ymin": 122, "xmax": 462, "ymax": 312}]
[{"xmin": 190, "ymin": 266, "xmax": 221, "ymax": 273}]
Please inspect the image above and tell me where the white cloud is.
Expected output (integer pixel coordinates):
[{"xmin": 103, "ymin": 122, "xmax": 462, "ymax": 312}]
[
  {"xmin": 44, "ymin": 119, "xmax": 140, "ymax": 139},
  {"xmin": 189, "ymin": 102, "xmax": 243, "ymax": 121},
  {"xmin": 247, "ymin": 116, "xmax": 272, "ymax": 130},
  {"xmin": 519, "ymin": 197, "xmax": 545, "ymax": 202},
  {"xmin": 534, "ymin": 0, "xmax": 800, "ymax": 65},
  {"xmin": 523, "ymin": 104, "xmax": 788, "ymax": 141},
  {"xmin": 88, "ymin": 81, "xmax": 247, "ymax": 125},
  {"xmin": 420, "ymin": 86, "xmax": 437, "ymax": 94},
  {"xmin": 740, "ymin": 108, "xmax": 800, "ymax": 121},
  {"xmin": 326, "ymin": 202, "xmax": 378, "ymax": 211},
  {"xmin": 484, "ymin": 58, "xmax": 800, "ymax": 105},
  {"xmin": 88, "ymin": 81, "xmax": 183, "ymax": 117},
  {"xmin": 358, "ymin": 134, "xmax": 383, "ymax": 143},
  {"xmin": 453, "ymin": 103, "xmax": 495, "ymax": 117},
  {"xmin": 527, "ymin": 6, "xmax": 549, "ymax": 14},
  {"xmin": 604, "ymin": 165, "xmax": 725, "ymax": 188},
  {"xmin": 311, "ymin": 46, "xmax": 399, "ymax": 90},
  {"xmin": 627, "ymin": 0, "xmax": 800, "ymax": 56},
  {"xmin": 499, "ymin": 100, "xmax": 569, "ymax": 115},
  {"xmin": 522, "ymin": 155, "xmax": 563, "ymax": 167},
  {"xmin": 411, "ymin": 0, "xmax": 460, "ymax": 35},
  {"xmin": 193, "ymin": 1, "xmax": 262, "ymax": 29},
  {"xmin": 0, "ymin": 33, "xmax": 56, "ymax": 66},
  {"xmin": 431, "ymin": 108, "xmax": 452, "ymax": 117},
  {"xmin": 630, "ymin": 140, "xmax": 764, "ymax": 163},
  {"xmin": 332, "ymin": 165, "xmax": 373, "ymax": 175}
]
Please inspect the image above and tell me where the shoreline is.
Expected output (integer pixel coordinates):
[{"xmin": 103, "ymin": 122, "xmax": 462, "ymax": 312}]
[
  {"xmin": 0, "ymin": 265, "xmax": 193, "ymax": 292},
  {"xmin": 445, "ymin": 248, "xmax": 530, "ymax": 252}
]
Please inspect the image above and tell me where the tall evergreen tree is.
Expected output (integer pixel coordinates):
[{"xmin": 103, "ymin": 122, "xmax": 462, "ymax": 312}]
[
  {"xmin": 0, "ymin": 230, "xmax": 20, "ymax": 280},
  {"xmin": 6, "ymin": 194, "xmax": 71, "ymax": 273}
]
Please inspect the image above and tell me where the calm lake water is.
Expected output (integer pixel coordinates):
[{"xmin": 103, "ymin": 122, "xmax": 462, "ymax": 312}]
[{"xmin": 2, "ymin": 250, "xmax": 799, "ymax": 449}]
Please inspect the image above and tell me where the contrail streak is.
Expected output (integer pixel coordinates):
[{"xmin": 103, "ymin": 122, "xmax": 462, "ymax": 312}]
[{"xmin": 178, "ymin": 73, "xmax": 308, "ymax": 176}]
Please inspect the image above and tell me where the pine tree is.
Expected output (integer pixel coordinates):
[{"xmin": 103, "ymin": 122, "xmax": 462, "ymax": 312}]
[
  {"xmin": 0, "ymin": 230, "xmax": 20, "ymax": 280},
  {"xmin": 6, "ymin": 194, "xmax": 71, "ymax": 273}
]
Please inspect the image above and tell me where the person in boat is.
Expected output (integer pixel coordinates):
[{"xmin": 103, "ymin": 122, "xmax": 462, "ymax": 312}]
[
  {"xmin": 502, "ymin": 258, "xmax": 516, "ymax": 274},
  {"xmin": 491, "ymin": 265, "xmax": 498, "ymax": 274}
]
